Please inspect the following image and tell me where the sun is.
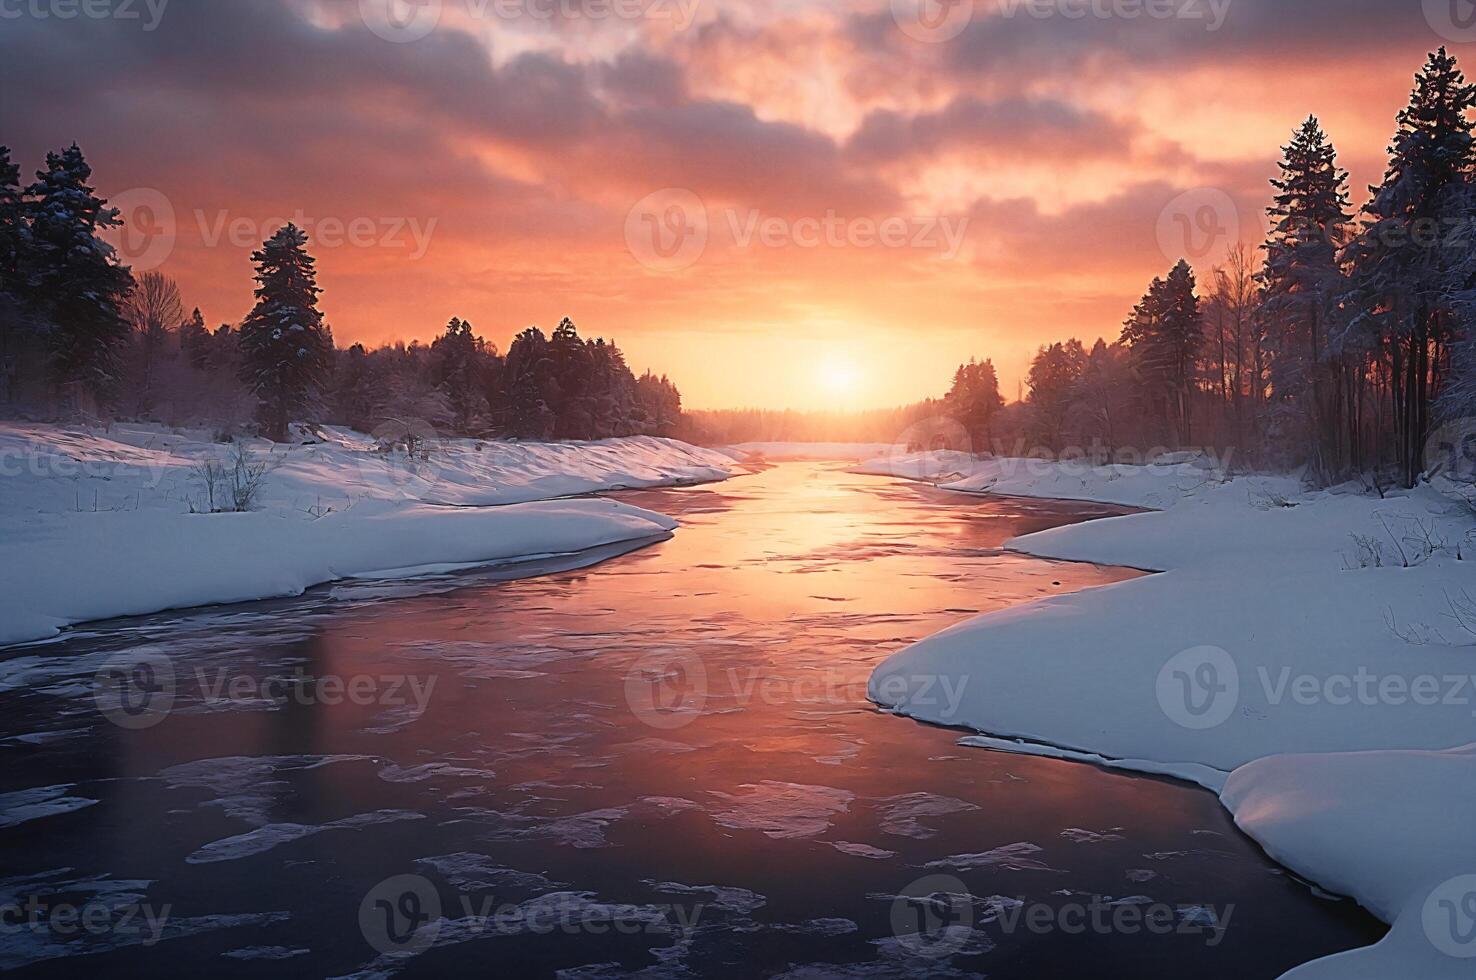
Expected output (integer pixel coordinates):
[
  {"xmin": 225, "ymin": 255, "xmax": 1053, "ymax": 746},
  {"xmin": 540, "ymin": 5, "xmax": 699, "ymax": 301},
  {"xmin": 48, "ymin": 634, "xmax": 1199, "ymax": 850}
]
[{"xmin": 818, "ymin": 358, "xmax": 861, "ymax": 395}]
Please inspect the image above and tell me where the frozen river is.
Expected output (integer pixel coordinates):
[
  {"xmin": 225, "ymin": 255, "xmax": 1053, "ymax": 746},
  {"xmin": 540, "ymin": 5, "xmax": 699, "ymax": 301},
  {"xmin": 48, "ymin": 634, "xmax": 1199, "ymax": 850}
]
[{"xmin": 0, "ymin": 463, "xmax": 1382, "ymax": 977}]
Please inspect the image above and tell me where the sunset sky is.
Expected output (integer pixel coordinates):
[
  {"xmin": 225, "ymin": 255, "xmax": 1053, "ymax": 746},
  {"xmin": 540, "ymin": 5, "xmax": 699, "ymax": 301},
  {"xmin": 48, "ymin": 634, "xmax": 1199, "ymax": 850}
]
[{"xmin": 0, "ymin": 0, "xmax": 1468, "ymax": 409}]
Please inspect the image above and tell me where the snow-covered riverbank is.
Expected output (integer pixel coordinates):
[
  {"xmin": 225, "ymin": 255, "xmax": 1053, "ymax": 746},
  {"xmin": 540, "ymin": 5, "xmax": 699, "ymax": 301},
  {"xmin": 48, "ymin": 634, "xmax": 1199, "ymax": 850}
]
[
  {"xmin": 862, "ymin": 451, "xmax": 1476, "ymax": 978},
  {"xmin": 0, "ymin": 423, "xmax": 733, "ymax": 647}
]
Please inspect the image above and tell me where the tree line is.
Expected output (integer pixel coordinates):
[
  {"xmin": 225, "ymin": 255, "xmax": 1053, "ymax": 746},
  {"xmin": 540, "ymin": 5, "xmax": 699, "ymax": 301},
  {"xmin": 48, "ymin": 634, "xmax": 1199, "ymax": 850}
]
[
  {"xmin": 943, "ymin": 48, "xmax": 1476, "ymax": 489},
  {"xmin": 0, "ymin": 144, "xmax": 683, "ymax": 443},
  {"xmin": 681, "ymin": 404, "xmax": 947, "ymax": 445}
]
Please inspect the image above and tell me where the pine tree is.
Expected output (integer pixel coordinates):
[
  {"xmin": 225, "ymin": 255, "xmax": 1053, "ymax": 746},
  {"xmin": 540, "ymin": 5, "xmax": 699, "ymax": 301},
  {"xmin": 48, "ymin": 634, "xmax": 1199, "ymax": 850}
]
[
  {"xmin": 329, "ymin": 343, "xmax": 377, "ymax": 431},
  {"xmin": 548, "ymin": 317, "xmax": 592, "ymax": 439},
  {"xmin": 180, "ymin": 307, "xmax": 210, "ymax": 369},
  {"xmin": 1071, "ymin": 339, "xmax": 1131, "ymax": 458},
  {"xmin": 25, "ymin": 144, "xmax": 134, "ymax": 405},
  {"xmin": 1121, "ymin": 261, "xmax": 1204, "ymax": 444},
  {"xmin": 428, "ymin": 317, "xmax": 491, "ymax": 434},
  {"xmin": 635, "ymin": 370, "xmax": 682, "ymax": 436},
  {"xmin": 1258, "ymin": 117, "xmax": 1353, "ymax": 477},
  {"xmin": 237, "ymin": 223, "xmax": 333, "ymax": 441},
  {"xmin": 944, "ymin": 358, "xmax": 1003, "ymax": 452},
  {"xmin": 585, "ymin": 337, "xmax": 641, "ymax": 438},
  {"xmin": 1026, "ymin": 340, "xmax": 1086, "ymax": 452},
  {"xmin": 0, "ymin": 145, "xmax": 30, "ymax": 405},
  {"xmin": 503, "ymin": 326, "xmax": 556, "ymax": 439},
  {"xmin": 0, "ymin": 145, "xmax": 25, "ymax": 295},
  {"xmin": 1345, "ymin": 48, "xmax": 1476, "ymax": 486}
]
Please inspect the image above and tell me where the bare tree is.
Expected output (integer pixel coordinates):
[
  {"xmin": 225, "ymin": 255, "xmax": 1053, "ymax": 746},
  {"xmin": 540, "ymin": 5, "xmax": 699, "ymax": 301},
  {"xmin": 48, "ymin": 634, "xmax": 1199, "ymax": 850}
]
[
  {"xmin": 1211, "ymin": 244, "xmax": 1259, "ymax": 452},
  {"xmin": 123, "ymin": 272, "xmax": 186, "ymax": 416}
]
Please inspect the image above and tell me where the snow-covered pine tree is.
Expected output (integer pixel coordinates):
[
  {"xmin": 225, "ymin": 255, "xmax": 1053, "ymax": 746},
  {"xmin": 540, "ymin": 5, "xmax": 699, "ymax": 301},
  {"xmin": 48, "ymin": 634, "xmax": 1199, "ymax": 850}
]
[
  {"xmin": 503, "ymin": 325, "xmax": 556, "ymax": 439},
  {"xmin": 1260, "ymin": 116, "xmax": 1353, "ymax": 479},
  {"xmin": 25, "ymin": 144, "xmax": 134, "ymax": 407},
  {"xmin": 548, "ymin": 317, "xmax": 592, "ymax": 439},
  {"xmin": 428, "ymin": 317, "xmax": 491, "ymax": 434},
  {"xmin": 585, "ymin": 337, "xmax": 641, "ymax": 438},
  {"xmin": 237, "ymin": 223, "xmax": 333, "ymax": 441},
  {"xmin": 1344, "ymin": 48, "xmax": 1476, "ymax": 486},
  {"xmin": 635, "ymin": 370, "xmax": 682, "ymax": 436}
]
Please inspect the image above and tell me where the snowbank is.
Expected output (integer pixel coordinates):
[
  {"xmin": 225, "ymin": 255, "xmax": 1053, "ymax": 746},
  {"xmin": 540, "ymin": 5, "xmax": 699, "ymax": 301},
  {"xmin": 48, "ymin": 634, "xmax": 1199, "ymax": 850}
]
[
  {"xmin": 854, "ymin": 448, "xmax": 1244, "ymax": 509},
  {"xmin": 1223, "ymin": 745, "xmax": 1476, "ymax": 979},
  {"xmin": 869, "ymin": 456, "xmax": 1476, "ymax": 765},
  {"xmin": 0, "ymin": 423, "xmax": 732, "ymax": 515},
  {"xmin": 0, "ymin": 423, "xmax": 733, "ymax": 646},
  {"xmin": 865, "ymin": 452, "xmax": 1476, "ymax": 975}
]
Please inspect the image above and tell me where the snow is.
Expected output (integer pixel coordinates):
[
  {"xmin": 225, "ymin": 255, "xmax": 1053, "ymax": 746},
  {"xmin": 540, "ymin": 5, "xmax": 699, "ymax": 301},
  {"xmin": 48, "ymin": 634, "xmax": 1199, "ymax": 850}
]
[
  {"xmin": 0, "ymin": 423, "xmax": 733, "ymax": 647},
  {"xmin": 864, "ymin": 452, "xmax": 1476, "ymax": 977},
  {"xmin": 0, "ymin": 422, "xmax": 733, "ymax": 512},
  {"xmin": 1221, "ymin": 743, "xmax": 1476, "ymax": 979},
  {"xmin": 855, "ymin": 448, "xmax": 1243, "ymax": 509}
]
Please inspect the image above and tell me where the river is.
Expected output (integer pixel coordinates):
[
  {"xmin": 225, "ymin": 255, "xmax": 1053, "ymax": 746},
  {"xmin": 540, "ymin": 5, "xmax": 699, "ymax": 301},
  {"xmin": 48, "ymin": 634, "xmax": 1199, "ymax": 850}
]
[{"xmin": 0, "ymin": 462, "xmax": 1382, "ymax": 978}]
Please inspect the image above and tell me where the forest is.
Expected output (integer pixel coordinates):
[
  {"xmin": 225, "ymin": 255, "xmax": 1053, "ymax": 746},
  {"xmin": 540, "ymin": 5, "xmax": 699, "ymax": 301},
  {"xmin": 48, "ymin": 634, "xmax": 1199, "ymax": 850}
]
[
  {"xmin": 940, "ymin": 49, "xmax": 1476, "ymax": 489},
  {"xmin": 0, "ymin": 146, "xmax": 683, "ymax": 444}
]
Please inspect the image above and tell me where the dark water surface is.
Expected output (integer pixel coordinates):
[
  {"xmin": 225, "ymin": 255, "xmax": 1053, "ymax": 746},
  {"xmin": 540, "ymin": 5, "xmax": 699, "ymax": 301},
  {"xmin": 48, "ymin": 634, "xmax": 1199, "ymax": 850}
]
[{"xmin": 0, "ymin": 463, "xmax": 1383, "ymax": 978}]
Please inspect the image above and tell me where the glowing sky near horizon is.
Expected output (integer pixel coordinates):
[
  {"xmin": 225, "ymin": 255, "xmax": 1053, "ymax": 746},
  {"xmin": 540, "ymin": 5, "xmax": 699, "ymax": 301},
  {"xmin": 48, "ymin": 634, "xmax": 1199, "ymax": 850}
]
[{"xmin": 0, "ymin": 0, "xmax": 1469, "ymax": 409}]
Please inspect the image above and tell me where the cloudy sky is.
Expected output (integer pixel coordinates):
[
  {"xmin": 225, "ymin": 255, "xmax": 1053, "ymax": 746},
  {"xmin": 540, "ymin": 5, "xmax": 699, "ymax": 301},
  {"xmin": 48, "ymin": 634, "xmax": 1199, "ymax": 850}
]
[{"xmin": 1, "ymin": 0, "xmax": 1469, "ymax": 408}]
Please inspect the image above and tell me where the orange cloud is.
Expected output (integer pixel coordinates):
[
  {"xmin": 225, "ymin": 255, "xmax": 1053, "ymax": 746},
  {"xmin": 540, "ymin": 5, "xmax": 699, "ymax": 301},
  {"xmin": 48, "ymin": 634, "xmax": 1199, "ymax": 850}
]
[{"xmin": 1, "ymin": 0, "xmax": 1467, "ymax": 409}]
